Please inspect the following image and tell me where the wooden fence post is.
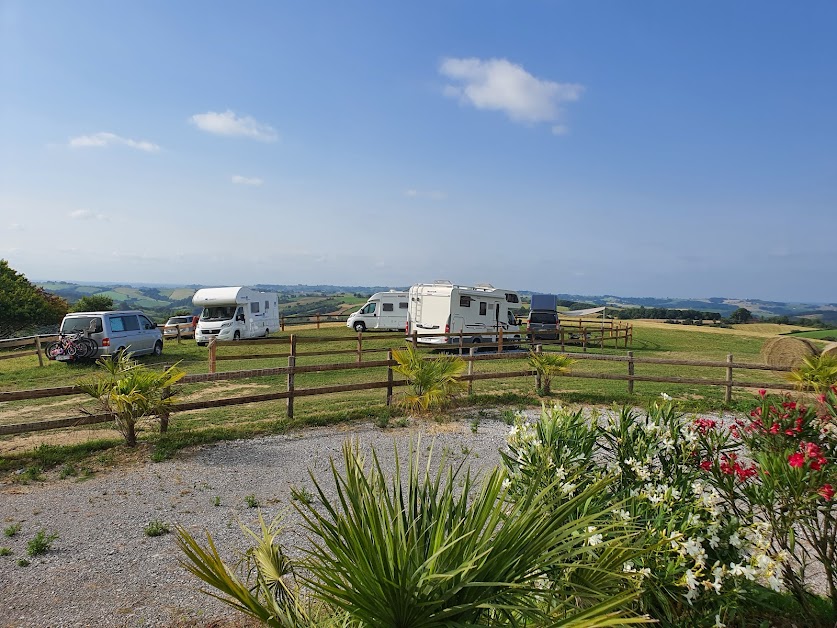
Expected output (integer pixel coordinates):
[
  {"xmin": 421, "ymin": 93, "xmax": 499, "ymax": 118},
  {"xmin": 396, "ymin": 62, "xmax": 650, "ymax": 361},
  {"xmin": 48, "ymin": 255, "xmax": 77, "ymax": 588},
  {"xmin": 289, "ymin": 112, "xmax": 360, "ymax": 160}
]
[
  {"xmin": 560, "ymin": 328, "xmax": 565, "ymax": 352},
  {"xmin": 412, "ymin": 331, "xmax": 418, "ymax": 350},
  {"xmin": 316, "ymin": 313, "xmax": 321, "ymax": 329},
  {"xmin": 627, "ymin": 351, "xmax": 634, "ymax": 395},
  {"xmin": 725, "ymin": 354, "xmax": 733, "ymax": 404},
  {"xmin": 357, "ymin": 332, "xmax": 363, "ymax": 363},
  {"xmin": 498, "ymin": 327, "xmax": 503, "ymax": 353},
  {"xmin": 582, "ymin": 331, "xmax": 587, "ymax": 353},
  {"xmin": 535, "ymin": 344, "xmax": 542, "ymax": 392},
  {"xmin": 467, "ymin": 347, "xmax": 475, "ymax": 396},
  {"xmin": 458, "ymin": 330, "xmax": 464, "ymax": 356},
  {"xmin": 287, "ymin": 335, "xmax": 297, "ymax": 419},
  {"xmin": 35, "ymin": 336, "xmax": 44, "ymax": 368},
  {"xmin": 386, "ymin": 349, "xmax": 393, "ymax": 406},
  {"xmin": 281, "ymin": 316, "xmax": 285, "ymax": 331},
  {"xmin": 208, "ymin": 339, "xmax": 217, "ymax": 374},
  {"xmin": 176, "ymin": 325, "xmax": 181, "ymax": 344}
]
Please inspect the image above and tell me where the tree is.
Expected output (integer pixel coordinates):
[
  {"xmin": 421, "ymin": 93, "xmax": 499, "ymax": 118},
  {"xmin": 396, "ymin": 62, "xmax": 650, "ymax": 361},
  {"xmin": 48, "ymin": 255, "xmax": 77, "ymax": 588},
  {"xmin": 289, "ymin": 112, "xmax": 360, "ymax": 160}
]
[
  {"xmin": 729, "ymin": 307, "xmax": 753, "ymax": 324},
  {"xmin": 71, "ymin": 294, "xmax": 115, "ymax": 312},
  {"xmin": 0, "ymin": 259, "xmax": 68, "ymax": 339}
]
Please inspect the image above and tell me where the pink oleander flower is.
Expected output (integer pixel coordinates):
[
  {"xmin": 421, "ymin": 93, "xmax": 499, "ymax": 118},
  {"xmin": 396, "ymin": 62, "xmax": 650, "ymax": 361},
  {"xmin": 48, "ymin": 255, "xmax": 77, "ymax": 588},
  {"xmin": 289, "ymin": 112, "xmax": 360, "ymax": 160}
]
[
  {"xmin": 788, "ymin": 452, "xmax": 805, "ymax": 468},
  {"xmin": 759, "ymin": 389, "xmax": 767, "ymax": 397},
  {"xmin": 819, "ymin": 484, "xmax": 835, "ymax": 501}
]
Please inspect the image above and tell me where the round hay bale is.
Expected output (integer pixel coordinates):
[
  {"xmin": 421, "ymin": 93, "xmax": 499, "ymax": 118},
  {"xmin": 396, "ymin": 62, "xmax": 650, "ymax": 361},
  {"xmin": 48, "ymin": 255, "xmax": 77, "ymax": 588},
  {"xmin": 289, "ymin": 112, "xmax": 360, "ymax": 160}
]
[
  {"xmin": 759, "ymin": 337, "xmax": 784, "ymax": 363},
  {"xmin": 762, "ymin": 337, "xmax": 818, "ymax": 368},
  {"xmin": 822, "ymin": 342, "xmax": 837, "ymax": 358}
]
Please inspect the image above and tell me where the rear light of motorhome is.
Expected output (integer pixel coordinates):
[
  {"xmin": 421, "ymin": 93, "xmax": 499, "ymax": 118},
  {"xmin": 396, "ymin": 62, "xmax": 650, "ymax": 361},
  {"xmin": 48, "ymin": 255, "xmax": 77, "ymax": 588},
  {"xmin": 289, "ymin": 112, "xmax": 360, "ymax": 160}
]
[
  {"xmin": 102, "ymin": 338, "xmax": 110, "ymax": 347},
  {"xmin": 445, "ymin": 324, "xmax": 450, "ymax": 334},
  {"xmin": 405, "ymin": 321, "xmax": 409, "ymax": 334}
]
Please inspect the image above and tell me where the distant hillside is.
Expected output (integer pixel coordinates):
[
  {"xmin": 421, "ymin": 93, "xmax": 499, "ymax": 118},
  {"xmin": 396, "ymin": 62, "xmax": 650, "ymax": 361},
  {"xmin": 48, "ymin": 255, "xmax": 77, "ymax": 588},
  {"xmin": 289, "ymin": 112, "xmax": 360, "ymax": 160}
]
[{"xmin": 35, "ymin": 281, "xmax": 837, "ymax": 325}]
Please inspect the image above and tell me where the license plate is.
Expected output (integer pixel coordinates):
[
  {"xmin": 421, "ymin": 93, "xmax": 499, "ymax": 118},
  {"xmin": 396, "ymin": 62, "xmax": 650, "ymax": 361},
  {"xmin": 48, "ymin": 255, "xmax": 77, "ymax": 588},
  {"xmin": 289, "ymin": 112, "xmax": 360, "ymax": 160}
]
[{"xmin": 56, "ymin": 355, "xmax": 72, "ymax": 361}]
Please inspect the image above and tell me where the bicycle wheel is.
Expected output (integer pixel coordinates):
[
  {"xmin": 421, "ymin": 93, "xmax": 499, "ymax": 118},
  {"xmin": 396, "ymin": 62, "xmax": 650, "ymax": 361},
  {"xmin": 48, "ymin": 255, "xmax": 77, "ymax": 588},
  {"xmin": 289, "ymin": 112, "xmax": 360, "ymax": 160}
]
[
  {"xmin": 65, "ymin": 342, "xmax": 78, "ymax": 357},
  {"xmin": 78, "ymin": 338, "xmax": 98, "ymax": 359},
  {"xmin": 45, "ymin": 342, "xmax": 63, "ymax": 359}
]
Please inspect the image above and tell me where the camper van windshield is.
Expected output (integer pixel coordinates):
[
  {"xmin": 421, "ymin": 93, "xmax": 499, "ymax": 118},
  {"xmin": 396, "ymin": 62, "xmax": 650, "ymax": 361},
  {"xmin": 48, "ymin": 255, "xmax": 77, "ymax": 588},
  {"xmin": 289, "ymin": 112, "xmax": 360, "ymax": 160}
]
[{"xmin": 201, "ymin": 306, "xmax": 237, "ymax": 321}]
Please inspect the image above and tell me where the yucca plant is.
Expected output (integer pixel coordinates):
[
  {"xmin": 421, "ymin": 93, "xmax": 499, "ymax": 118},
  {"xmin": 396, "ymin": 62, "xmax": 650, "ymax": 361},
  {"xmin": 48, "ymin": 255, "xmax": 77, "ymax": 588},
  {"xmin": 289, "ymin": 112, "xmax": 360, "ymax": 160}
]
[
  {"xmin": 176, "ymin": 514, "xmax": 318, "ymax": 628},
  {"xmin": 294, "ymin": 440, "xmax": 649, "ymax": 627},
  {"xmin": 78, "ymin": 349, "xmax": 184, "ymax": 446},
  {"xmin": 391, "ymin": 345, "xmax": 467, "ymax": 413},
  {"xmin": 787, "ymin": 353, "xmax": 837, "ymax": 395},
  {"xmin": 528, "ymin": 350, "xmax": 576, "ymax": 395}
]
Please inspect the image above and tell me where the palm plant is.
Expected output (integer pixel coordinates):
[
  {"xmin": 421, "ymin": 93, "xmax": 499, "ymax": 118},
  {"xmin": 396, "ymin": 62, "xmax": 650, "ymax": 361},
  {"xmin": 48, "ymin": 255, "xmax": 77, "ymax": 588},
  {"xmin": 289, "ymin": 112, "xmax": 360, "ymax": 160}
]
[
  {"xmin": 295, "ymin": 440, "xmax": 648, "ymax": 627},
  {"xmin": 528, "ymin": 350, "xmax": 576, "ymax": 395},
  {"xmin": 391, "ymin": 345, "xmax": 466, "ymax": 413},
  {"xmin": 78, "ymin": 350, "xmax": 184, "ymax": 446},
  {"xmin": 787, "ymin": 353, "xmax": 837, "ymax": 394}
]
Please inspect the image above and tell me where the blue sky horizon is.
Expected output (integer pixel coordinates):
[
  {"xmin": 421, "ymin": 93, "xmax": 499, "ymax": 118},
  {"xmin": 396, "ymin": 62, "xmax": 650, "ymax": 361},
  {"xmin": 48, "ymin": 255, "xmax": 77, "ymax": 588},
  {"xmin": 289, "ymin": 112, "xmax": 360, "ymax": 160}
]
[{"xmin": 2, "ymin": 1, "xmax": 835, "ymax": 303}]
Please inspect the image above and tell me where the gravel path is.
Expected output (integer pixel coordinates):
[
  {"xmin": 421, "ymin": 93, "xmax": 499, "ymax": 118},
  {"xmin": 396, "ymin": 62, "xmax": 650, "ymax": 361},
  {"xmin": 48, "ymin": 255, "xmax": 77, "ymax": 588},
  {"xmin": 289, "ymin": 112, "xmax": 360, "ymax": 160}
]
[{"xmin": 0, "ymin": 416, "xmax": 512, "ymax": 628}]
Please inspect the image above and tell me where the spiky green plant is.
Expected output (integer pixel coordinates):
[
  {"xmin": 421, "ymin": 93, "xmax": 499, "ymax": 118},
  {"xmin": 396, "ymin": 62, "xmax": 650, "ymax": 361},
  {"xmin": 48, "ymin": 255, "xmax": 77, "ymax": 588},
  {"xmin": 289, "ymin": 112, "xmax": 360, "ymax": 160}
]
[
  {"xmin": 787, "ymin": 354, "xmax": 837, "ymax": 395},
  {"xmin": 176, "ymin": 513, "xmax": 315, "ymax": 627},
  {"xmin": 294, "ymin": 440, "xmax": 648, "ymax": 627},
  {"xmin": 391, "ymin": 345, "xmax": 467, "ymax": 413},
  {"xmin": 528, "ymin": 350, "xmax": 576, "ymax": 395},
  {"xmin": 77, "ymin": 350, "xmax": 184, "ymax": 446}
]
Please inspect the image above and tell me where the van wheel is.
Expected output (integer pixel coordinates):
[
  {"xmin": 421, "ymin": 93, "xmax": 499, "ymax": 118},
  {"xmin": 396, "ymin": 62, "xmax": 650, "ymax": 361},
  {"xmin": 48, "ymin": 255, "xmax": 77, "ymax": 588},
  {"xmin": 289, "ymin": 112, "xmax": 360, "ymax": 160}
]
[
  {"xmin": 153, "ymin": 341, "xmax": 163, "ymax": 357},
  {"xmin": 264, "ymin": 329, "xmax": 269, "ymax": 337},
  {"xmin": 233, "ymin": 331, "xmax": 241, "ymax": 341},
  {"xmin": 353, "ymin": 322, "xmax": 366, "ymax": 333}
]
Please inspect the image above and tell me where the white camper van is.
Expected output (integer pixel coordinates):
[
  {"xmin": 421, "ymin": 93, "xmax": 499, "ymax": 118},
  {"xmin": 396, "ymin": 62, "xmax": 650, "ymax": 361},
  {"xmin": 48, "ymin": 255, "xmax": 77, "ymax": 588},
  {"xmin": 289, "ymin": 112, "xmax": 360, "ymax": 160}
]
[
  {"xmin": 193, "ymin": 287, "xmax": 279, "ymax": 345},
  {"xmin": 346, "ymin": 291, "xmax": 409, "ymax": 332},
  {"xmin": 406, "ymin": 281, "xmax": 522, "ymax": 346}
]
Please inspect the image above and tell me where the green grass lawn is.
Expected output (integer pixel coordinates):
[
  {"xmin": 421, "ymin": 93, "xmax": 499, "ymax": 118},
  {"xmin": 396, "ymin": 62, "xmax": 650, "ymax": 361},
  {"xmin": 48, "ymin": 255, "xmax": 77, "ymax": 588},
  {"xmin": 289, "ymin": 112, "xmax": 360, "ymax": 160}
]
[
  {"xmin": 0, "ymin": 323, "xmax": 796, "ymax": 469},
  {"xmin": 786, "ymin": 329, "xmax": 837, "ymax": 342}
]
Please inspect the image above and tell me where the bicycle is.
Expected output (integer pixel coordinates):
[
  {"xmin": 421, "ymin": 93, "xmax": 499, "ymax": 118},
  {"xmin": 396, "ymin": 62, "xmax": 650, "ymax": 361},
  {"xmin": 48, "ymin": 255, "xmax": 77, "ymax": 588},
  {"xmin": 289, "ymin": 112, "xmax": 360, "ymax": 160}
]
[{"xmin": 45, "ymin": 332, "xmax": 99, "ymax": 361}]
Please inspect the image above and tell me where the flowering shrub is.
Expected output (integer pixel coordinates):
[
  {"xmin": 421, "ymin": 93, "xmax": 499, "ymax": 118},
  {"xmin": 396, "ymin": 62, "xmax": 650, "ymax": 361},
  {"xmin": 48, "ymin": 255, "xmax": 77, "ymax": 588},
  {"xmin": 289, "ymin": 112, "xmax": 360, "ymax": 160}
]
[
  {"xmin": 700, "ymin": 386, "xmax": 837, "ymax": 618},
  {"xmin": 503, "ymin": 399, "xmax": 782, "ymax": 626}
]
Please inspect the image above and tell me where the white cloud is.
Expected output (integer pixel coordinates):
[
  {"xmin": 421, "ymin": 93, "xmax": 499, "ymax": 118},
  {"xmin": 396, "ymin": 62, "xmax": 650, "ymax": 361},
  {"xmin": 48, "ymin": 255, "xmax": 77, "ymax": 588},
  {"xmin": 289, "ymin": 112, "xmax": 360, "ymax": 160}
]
[
  {"xmin": 69, "ymin": 209, "xmax": 108, "ymax": 221},
  {"xmin": 231, "ymin": 175, "xmax": 264, "ymax": 186},
  {"xmin": 68, "ymin": 132, "xmax": 160, "ymax": 152},
  {"xmin": 439, "ymin": 57, "xmax": 583, "ymax": 126},
  {"xmin": 190, "ymin": 110, "xmax": 278, "ymax": 142}
]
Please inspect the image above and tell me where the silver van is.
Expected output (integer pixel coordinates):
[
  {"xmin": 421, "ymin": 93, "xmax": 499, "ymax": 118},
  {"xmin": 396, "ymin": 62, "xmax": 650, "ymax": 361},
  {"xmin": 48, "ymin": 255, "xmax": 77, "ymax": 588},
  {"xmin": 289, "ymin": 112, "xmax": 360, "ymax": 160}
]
[{"xmin": 57, "ymin": 310, "xmax": 163, "ymax": 360}]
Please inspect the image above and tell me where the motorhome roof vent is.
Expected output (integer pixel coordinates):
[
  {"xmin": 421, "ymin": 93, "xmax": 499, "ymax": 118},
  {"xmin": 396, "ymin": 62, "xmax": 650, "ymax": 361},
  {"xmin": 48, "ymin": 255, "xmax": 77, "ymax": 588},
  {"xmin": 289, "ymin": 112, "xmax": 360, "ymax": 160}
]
[
  {"xmin": 433, "ymin": 279, "xmax": 453, "ymax": 285},
  {"xmin": 474, "ymin": 283, "xmax": 495, "ymax": 290}
]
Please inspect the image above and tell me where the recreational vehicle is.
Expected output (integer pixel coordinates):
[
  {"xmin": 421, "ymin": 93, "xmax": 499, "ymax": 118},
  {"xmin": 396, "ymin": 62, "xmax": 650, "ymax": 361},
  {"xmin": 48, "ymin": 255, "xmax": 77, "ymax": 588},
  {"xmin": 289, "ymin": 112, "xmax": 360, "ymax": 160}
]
[
  {"xmin": 346, "ymin": 291, "xmax": 409, "ymax": 332},
  {"xmin": 406, "ymin": 281, "xmax": 522, "ymax": 346},
  {"xmin": 193, "ymin": 287, "xmax": 279, "ymax": 345}
]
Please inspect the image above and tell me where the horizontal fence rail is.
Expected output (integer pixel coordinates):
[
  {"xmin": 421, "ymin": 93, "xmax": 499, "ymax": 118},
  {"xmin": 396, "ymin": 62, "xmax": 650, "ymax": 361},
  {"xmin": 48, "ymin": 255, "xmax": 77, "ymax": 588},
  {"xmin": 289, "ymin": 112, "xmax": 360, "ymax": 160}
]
[{"xmin": 0, "ymin": 335, "xmax": 798, "ymax": 436}]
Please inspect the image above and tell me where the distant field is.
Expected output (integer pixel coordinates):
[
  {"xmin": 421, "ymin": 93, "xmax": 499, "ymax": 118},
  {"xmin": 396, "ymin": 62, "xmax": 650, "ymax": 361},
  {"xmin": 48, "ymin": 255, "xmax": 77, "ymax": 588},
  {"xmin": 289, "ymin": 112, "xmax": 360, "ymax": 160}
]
[
  {"xmin": 167, "ymin": 288, "xmax": 196, "ymax": 300},
  {"xmin": 786, "ymin": 329, "xmax": 837, "ymax": 341}
]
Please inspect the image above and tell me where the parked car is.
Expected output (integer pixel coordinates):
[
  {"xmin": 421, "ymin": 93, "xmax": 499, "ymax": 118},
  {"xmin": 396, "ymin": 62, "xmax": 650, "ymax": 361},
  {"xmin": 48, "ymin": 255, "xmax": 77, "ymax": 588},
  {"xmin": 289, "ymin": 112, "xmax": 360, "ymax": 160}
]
[
  {"xmin": 48, "ymin": 310, "xmax": 163, "ymax": 362},
  {"xmin": 163, "ymin": 315, "xmax": 196, "ymax": 340},
  {"xmin": 527, "ymin": 310, "xmax": 559, "ymax": 341}
]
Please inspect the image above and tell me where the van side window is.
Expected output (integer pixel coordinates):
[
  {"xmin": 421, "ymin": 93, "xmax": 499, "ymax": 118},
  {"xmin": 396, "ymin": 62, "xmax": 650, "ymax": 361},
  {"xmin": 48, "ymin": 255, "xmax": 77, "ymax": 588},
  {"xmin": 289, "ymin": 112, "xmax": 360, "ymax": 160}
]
[
  {"xmin": 382, "ymin": 303, "xmax": 394, "ymax": 312},
  {"xmin": 251, "ymin": 302, "xmax": 260, "ymax": 314},
  {"xmin": 479, "ymin": 302, "xmax": 487, "ymax": 316},
  {"xmin": 361, "ymin": 303, "xmax": 376, "ymax": 314},
  {"xmin": 459, "ymin": 296, "xmax": 471, "ymax": 307},
  {"xmin": 110, "ymin": 317, "xmax": 125, "ymax": 332},
  {"xmin": 399, "ymin": 302, "xmax": 408, "ymax": 309},
  {"xmin": 114, "ymin": 315, "xmax": 139, "ymax": 332},
  {"xmin": 139, "ymin": 316, "xmax": 155, "ymax": 330}
]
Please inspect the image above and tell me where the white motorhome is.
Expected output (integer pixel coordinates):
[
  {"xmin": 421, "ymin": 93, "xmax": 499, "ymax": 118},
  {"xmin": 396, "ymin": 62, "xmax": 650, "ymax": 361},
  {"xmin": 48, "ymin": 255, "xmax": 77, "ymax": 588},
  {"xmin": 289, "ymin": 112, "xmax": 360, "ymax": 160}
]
[
  {"xmin": 346, "ymin": 291, "xmax": 409, "ymax": 332},
  {"xmin": 193, "ymin": 287, "xmax": 279, "ymax": 345},
  {"xmin": 407, "ymin": 281, "xmax": 522, "ymax": 346}
]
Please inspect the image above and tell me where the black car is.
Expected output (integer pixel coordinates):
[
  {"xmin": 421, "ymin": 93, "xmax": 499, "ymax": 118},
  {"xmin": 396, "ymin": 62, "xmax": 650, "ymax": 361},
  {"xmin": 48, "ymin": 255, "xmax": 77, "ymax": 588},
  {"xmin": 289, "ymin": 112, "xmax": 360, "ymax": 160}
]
[{"xmin": 527, "ymin": 310, "xmax": 559, "ymax": 341}]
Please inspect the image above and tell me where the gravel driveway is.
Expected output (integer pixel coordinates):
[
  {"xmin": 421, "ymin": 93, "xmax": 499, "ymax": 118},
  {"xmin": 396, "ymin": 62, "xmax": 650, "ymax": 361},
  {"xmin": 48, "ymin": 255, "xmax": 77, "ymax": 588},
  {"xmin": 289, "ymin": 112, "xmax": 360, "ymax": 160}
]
[{"xmin": 0, "ymin": 416, "xmax": 512, "ymax": 628}]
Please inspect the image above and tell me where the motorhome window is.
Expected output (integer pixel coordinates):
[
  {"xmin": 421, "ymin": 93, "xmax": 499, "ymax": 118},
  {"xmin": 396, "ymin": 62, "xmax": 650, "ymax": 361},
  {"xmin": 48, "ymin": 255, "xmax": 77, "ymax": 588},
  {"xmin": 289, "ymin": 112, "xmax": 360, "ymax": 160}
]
[
  {"xmin": 505, "ymin": 293, "xmax": 519, "ymax": 303},
  {"xmin": 382, "ymin": 303, "xmax": 394, "ymax": 312},
  {"xmin": 361, "ymin": 303, "xmax": 376, "ymax": 315},
  {"xmin": 61, "ymin": 316, "xmax": 102, "ymax": 334},
  {"xmin": 399, "ymin": 302, "xmax": 408, "ymax": 309},
  {"xmin": 251, "ymin": 302, "xmax": 260, "ymax": 314},
  {"xmin": 508, "ymin": 311, "xmax": 516, "ymax": 325},
  {"xmin": 459, "ymin": 296, "xmax": 471, "ymax": 307},
  {"xmin": 479, "ymin": 302, "xmax": 487, "ymax": 316},
  {"xmin": 201, "ymin": 306, "xmax": 237, "ymax": 321}
]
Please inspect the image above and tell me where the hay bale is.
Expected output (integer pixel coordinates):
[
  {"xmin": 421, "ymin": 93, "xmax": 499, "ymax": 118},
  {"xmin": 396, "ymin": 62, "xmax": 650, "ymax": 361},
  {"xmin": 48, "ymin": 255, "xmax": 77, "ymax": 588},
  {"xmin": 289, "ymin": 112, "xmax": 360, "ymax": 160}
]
[
  {"xmin": 762, "ymin": 337, "xmax": 819, "ymax": 368},
  {"xmin": 822, "ymin": 342, "xmax": 837, "ymax": 358}
]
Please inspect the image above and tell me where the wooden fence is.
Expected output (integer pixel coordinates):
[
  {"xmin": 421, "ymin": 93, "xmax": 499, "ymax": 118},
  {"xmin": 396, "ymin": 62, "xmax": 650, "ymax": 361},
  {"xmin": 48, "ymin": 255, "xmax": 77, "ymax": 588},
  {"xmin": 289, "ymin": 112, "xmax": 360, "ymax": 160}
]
[
  {"xmin": 0, "ymin": 335, "xmax": 59, "ymax": 367},
  {"xmin": 0, "ymin": 338, "xmax": 795, "ymax": 437}
]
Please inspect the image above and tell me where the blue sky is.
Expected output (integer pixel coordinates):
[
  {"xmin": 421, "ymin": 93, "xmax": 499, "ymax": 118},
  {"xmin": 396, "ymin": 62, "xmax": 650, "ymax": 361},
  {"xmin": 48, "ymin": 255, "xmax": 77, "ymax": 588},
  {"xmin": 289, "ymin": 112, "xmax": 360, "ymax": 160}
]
[{"xmin": 1, "ymin": 1, "xmax": 835, "ymax": 302}]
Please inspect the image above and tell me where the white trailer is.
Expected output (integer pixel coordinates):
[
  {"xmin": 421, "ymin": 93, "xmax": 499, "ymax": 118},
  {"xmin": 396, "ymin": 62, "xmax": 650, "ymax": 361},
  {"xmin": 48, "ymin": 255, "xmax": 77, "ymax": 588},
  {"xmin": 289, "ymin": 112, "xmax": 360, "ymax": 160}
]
[
  {"xmin": 193, "ymin": 287, "xmax": 279, "ymax": 345},
  {"xmin": 407, "ymin": 281, "xmax": 522, "ymax": 346},
  {"xmin": 346, "ymin": 291, "xmax": 409, "ymax": 332}
]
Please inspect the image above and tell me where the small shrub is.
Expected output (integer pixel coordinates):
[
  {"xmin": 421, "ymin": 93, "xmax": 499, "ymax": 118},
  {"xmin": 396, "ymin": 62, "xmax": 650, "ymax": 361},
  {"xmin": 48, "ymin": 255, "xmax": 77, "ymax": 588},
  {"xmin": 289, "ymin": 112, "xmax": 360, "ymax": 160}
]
[
  {"xmin": 470, "ymin": 417, "xmax": 480, "ymax": 433},
  {"xmin": 213, "ymin": 496, "xmax": 221, "ymax": 507},
  {"xmin": 59, "ymin": 464, "xmax": 78, "ymax": 479},
  {"xmin": 244, "ymin": 494, "xmax": 260, "ymax": 508},
  {"xmin": 374, "ymin": 414, "xmax": 390, "ymax": 428},
  {"xmin": 391, "ymin": 345, "xmax": 467, "ymax": 413},
  {"xmin": 0, "ymin": 547, "xmax": 11, "ymax": 556},
  {"xmin": 27, "ymin": 530, "xmax": 58, "ymax": 556},
  {"xmin": 144, "ymin": 519, "xmax": 170, "ymax": 537},
  {"xmin": 17, "ymin": 558, "xmax": 29, "ymax": 567},
  {"xmin": 290, "ymin": 486, "xmax": 314, "ymax": 505},
  {"xmin": 4, "ymin": 523, "xmax": 21, "ymax": 537},
  {"xmin": 393, "ymin": 417, "xmax": 409, "ymax": 428},
  {"xmin": 500, "ymin": 409, "xmax": 517, "ymax": 425}
]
